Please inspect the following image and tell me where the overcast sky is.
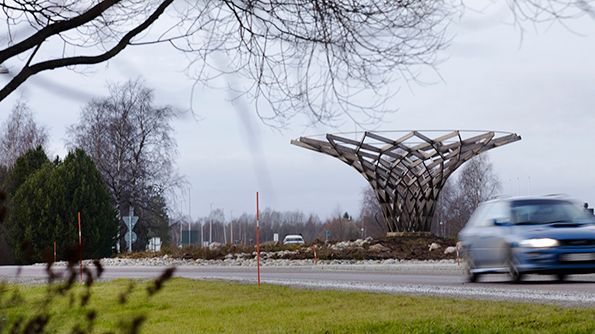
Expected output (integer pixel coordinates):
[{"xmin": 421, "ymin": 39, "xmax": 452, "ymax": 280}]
[{"xmin": 1, "ymin": 2, "xmax": 594, "ymax": 222}]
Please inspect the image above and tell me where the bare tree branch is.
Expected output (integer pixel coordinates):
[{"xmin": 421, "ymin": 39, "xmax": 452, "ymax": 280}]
[
  {"xmin": 0, "ymin": 0, "xmax": 122, "ymax": 63},
  {"xmin": 0, "ymin": 0, "xmax": 592, "ymax": 124},
  {"xmin": 0, "ymin": 0, "xmax": 174, "ymax": 101}
]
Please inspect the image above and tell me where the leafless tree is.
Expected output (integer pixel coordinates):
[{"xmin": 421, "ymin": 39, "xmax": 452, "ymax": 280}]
[
  {"xmin": 319, "ymin": 214, "xmax": 360, "ymax": 242},
  {"xmin": 67, "ymin": 79, "xmax": 181, "ymax": 226},
  {"xmin": 358, "ymin": 187, "xmax": 387, "ymax": 238},
  {"xmin": 0, "ymin": 101, "xmax": 48, "ymax": 167},
  {"xmin": 0, "ymin": 1, "xmax": 592, "ymax": 122},
  {"xmin": 433, "ymin": 154, "xmax": 500, "ymax": 237},
  {"xmin": 0, "ymin": 0, "xmax": 457, "ymax": 123},
  {"xmin": 459, "ymin": 154, "xmax": 501, "ymax": 210}
]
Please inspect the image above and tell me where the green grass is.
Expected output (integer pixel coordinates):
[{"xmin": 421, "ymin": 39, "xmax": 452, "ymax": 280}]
[{"xmin": 2, "ymin": 278, "xmax": 595, "ymax": 333}]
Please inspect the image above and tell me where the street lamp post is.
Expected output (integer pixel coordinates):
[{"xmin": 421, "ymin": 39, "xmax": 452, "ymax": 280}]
[
  {"xmin": 223, "ymin": 217, "xmax": 227, "ymax": 244},
  {"xmin": 201, "ymin": 222, "xmax": 204, "ymax": 247},
  {"xmin": 361, "ymin": 217, "xmax": 365, "ymax": 239},
  {"xmin": 230, "ymin": 210, "xmax": 233, "ymax": 245},
  {"xmin": 188, "ymin": 186, "xmax": 192, "ymax": 246},
  {"xmin": 209, "ymin": 203, "xmax": 213, "ymax": 244}
]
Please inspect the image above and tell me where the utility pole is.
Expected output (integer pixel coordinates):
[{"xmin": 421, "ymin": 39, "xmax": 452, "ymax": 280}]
[
  {"xmin": 209, "ymin": 203, "xmax": 213, "ymax": 244},
  {"xmin": 230, "ymin": 210, "xmax": 234, "ymax": 245},
  {"xmin": 361, "ymin": 218, "xmax": 365, "ymax": 239},
  {"xmin": 201, "ymin": 221, "xmax": 204, "ymax": 247},
  {"xmin": 115, "ymin": 160, "xmax": 121, "ymax": 254},
  {"xmin": 188, "ymin": 189, "xmax": 191, "ymax": 246},
  {"xmin": 128, "ymin": 206, "xmax": 134, "ymax": 252},
  {"xmin": 223, "ymin": 217, "xmax": 227, "ymax": 244}
]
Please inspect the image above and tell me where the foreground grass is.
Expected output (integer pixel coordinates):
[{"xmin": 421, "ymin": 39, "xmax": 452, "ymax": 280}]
[{"xmin": 2, "ymin": 278, "xmax": 595, "ymax": 333}]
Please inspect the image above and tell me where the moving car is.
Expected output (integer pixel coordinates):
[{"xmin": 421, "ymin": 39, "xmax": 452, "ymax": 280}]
[
  {"xmin": 458, "ymin": 196, "xmax": 595, "ymax": 282},
  {"xmin": 283, "ymin": 234, "xmax": 305, "ymax": 245}
]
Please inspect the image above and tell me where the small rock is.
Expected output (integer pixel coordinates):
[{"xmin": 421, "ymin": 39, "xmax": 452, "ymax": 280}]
[
  {"xmin": 428, "ymin": 243, "xmax": 441, "ymax": 251},
  {"xmin": 369, "ymin": 244, "xmax": 390, "ymax": 253},
  {"xmin": 354, "ymin": 239, "xmax": 366, "ymax": 247},
  {"xmin": 333, "ymin": 241, "xmax": 351, "ymax": 250},
  {"xmin": 444, "ymin": 246, "xmax": 457, "ymax": 254}
]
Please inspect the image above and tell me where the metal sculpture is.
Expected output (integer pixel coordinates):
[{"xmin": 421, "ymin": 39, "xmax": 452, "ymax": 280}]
[{"xmin": 291, "ymin": 130, "xmax": 521, "ymax": 232}]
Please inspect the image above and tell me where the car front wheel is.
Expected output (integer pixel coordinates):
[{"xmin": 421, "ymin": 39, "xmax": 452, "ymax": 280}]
[
  {"xmin": 507, "ymin": 250, "xmax": 523, "ymax": 283},
  {"xmin": 463, "ymin": 249, "xmax": 480, "ymax": 283}
]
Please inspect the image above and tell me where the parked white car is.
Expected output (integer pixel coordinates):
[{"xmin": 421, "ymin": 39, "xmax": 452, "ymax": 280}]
[{"xmin": 283, "ymin": 234, "xmax": 305, "ymax": 245}]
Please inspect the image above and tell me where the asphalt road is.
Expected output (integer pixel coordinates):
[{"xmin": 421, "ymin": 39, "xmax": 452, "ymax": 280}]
[{"xmin": 2, "ymin": 264, "xmax": 595, "ymax": 306}]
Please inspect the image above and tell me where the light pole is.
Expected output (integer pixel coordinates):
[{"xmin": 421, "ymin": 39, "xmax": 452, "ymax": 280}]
[
  {"xmin": 179, "ymin": 220, "xmax": 182, "ymax": 247},
  {"xmin": 361, "ymin": 217, "xmax": 365, "ymax": 239},
  {"xmin": 223, "ymin": 218, "xmax": 227, "ymax": 245},
  {"xmin": 128, "ymin": 206, "xmax": 134, "ymax": 252},
  {"xmin": 188, "ymin": 186, "xmax": 192, "ymax": 246},
  {"xmin": 201, "ymin": 221, "xmax": 204, "ymax": 247},
  {"xmin": 230, "ymin": 210, "xmax": 233, "ymax": 245},
  {"xmin": 223, "ymin": 214, "xmax": 227, "ymax": 244},
  {"xmin": 209, "ymin": 203, "xmax": 213, "ymax": 244}
]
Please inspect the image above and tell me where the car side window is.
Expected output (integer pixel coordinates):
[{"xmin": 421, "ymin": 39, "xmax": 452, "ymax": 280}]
[
  {"xmin": 475, "ymin": 203, "xmax": 495, "ymax": 227},
  {"xmin": 467, "ymin": 203, "xmax": 489, "ymax": 227},
  {"xmin": 493, "ymin": 202, "xmax": 511, "ymax": 223},
  {"xmin": 477, "ymin": 201, "xmax": 510, "ymax": 227}
]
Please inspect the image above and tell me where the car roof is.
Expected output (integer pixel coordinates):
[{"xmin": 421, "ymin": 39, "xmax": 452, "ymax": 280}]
[{"xmin": 484, "ymin": 195, "xmax": 575, "ymax": 204}]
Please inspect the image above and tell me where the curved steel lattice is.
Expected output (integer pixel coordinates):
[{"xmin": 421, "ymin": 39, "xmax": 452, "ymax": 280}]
[{"xmin": 291, "ymin": 130, "xmax": 521, "ymax": 232}]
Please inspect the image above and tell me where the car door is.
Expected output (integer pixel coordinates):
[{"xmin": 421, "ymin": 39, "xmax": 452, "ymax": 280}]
[
  {"xmin": 478, "ymin": 201, "xmax": 512, "ymax": 267},
  {"xmin": 459, "ymin": 203, "xmax": 491, "ymax": 267}
]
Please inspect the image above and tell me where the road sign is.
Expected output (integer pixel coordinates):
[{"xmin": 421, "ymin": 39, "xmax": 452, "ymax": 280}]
[
  {"xmin": 124, "ymin": 231, "xmax": 137, "ymax": 243},
  {"xmin": 122, "ymin": 216, "xmax": 139, "ymax": 229}
]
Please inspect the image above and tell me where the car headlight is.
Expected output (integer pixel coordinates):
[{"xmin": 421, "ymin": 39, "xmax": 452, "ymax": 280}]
[{"xmin": 519, "ymin": 238, "xmax": 559, "ymax": 248}]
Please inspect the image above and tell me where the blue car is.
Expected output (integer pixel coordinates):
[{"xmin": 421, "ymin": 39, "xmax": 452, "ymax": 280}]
[{"xmin": 458, "ymin": 196, "xmax": 595, "ymax": 282}]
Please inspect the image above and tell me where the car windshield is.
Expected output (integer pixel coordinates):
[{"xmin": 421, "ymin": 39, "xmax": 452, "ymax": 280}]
[{"xmin": 511, "ymin": 199, "xmax": 594, "ymax": 225}]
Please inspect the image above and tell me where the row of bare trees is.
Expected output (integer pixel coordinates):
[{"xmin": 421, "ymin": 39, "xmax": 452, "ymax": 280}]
[
  {"xmin": 171, "ymin": 194, "xmax": 391, "ymax": 246},
  {"xmin": 171, "ymin": 210, "xmax": 364, "ymax": 246}
]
